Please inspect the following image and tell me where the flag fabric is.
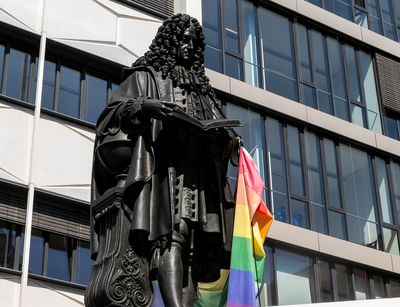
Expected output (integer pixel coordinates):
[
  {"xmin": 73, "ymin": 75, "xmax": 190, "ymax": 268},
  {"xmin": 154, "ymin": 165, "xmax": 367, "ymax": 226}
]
[{"xmin": 227, "ymin": 147, "xmax": 274, "ymax": 307}]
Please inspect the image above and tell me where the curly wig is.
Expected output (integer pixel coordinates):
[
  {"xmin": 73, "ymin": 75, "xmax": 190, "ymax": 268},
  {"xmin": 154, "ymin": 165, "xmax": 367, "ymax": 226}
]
[{"xmin": 132, "ymin": 13, "xmax": 213, "ymax": 96}]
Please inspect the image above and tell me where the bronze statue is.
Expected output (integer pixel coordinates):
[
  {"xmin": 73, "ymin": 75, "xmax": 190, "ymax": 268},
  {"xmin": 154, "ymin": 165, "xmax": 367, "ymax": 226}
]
[{"xmin": 85, "ymin": 13, "xmax": 239, "ymax": 307}]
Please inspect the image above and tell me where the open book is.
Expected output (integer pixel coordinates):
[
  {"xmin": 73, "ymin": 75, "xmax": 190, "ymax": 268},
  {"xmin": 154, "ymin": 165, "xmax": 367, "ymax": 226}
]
[{"xmin": 168, "ymin": 105, "xmax": 241, "ymax": 131}]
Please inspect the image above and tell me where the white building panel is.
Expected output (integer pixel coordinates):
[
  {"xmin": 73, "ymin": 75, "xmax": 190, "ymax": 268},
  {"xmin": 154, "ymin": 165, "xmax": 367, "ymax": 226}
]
[
  {"xmin": 0, "ymin": 0, "xmax": 42, "ymax": 33},
  {"xmin": 0, "ymin": 273, "xmax": 19, "ymax": 307},
  {"xmin": 0, "ymin": 102, "xmax": 32, "ymax": 185}
]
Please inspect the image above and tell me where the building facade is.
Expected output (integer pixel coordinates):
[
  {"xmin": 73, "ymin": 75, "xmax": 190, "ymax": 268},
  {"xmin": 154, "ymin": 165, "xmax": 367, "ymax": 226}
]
[{"xmin": 0, "ymin": 0, "xmax": 399, "ymax": 306}]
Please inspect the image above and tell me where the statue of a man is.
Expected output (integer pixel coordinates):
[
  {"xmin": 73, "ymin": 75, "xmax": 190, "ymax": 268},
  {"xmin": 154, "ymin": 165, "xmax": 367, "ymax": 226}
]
[{"xmin": 89, "ymin": 13, "xmax": 238, "ymax": 307}]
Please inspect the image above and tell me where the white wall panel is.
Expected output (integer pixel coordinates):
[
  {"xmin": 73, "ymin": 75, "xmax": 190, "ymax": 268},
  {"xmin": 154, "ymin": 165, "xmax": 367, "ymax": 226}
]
[
  {"xmin": 32, "ymin": 115, "xmax": 95, "ymax": 202},
  {"xmin": 0, "ymin": 102, "xmax": 32, "ymax": 185},
  {"xmin": 0, "ymin": 273, "xmax": 19, "ymax": 307},
  {"xmin": 0, "ymin": 0, "xmax": 42, "ymax": 33}
]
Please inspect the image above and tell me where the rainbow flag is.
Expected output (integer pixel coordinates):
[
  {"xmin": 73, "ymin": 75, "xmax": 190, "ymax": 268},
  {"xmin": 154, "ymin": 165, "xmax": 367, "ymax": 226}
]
[{"xmin": 227, "ymin": 147, "xmax": 273, "ymax": 307}]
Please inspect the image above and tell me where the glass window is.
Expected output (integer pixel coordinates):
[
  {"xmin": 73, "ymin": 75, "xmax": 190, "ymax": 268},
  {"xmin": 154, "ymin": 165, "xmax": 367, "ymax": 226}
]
[
  {"xmin": 58, "ymin": 65, "xmax": 81, "ymax": 118},
  {"xmin": 347, "ymin": 215, "xmax": 379, "ymax": 248},
  {"xmin": 355, "ymin": 9, "xmax": 369, "ymax": 28},
  {"xmin": 225, "ymin": 54, "xmax": 242, "ymax": 80},
  {"xmin": 259, "ymin": 8, "xmax": 298, "ymax": 101},
  {"xmin": 6, "ymin": 48, "xmax": 31, "ymax": 101},
  {"xmin": 383, "ymin": 227, "xmax": 399, "ymax": 255},
  {"xmin": 28, "ymin": 229, "xmax": 44, "ymax": 275},
  {"xmin": 335, "ymin": 0, "xmax": 353, "ymax": 20},
  {"xmin": 0, "ymin": 221, "xmax": 9, "ymax": 267},
  {"xmin": 354, "ymin": 268, "xmax": 369, "ymax": 300},
  {"xmin": 85, "ymin": 74, "xmax": 107, "ymax": 124},
  {"xmin": 305, "ymin": 132, "xmax": 325, "ymax": 205},
  {"xmin": 328, "ymin": 211, "xmax": 347, "ymax": 240},
  {"xmin": 0, "ymin": 44, "xmax": 5, "ymax": 91},
  {"xmin": 313, "ymin": 203, "xmax": 328, "ymax": 234},
  {"xmin": 76, "ymin": 240, "xmax": 92, "ymax": 285},
  {"xmin": 223, "ymin": 0, "xmax": 239, "ymax": 53},
  {"xmin": 336, "ymin": 264, "xmax": 353, "ymax": 301},
  {"xmin": 203, "ymin": 0, "xmax": 222, "ymax": 49},
  {"xmin": 287, "ymin": 126, "xmax": 305, "ymax": 197},
  {"xmin": 261, "ymin": 246, "xmax": 275, "ymax": 306},
  {"xmin": 381, "ymin": 0, "xmax": 397, "ymax": 40},
  {"xmin": 384, "ymin": 114, "xmax": 400, "ymax": 140},
  {"xmin": 373, "ymin": 275, "xmax": 386, "ymax": 298},
  {"xmin": 344, "ymin": 45, "xmax": 362, "ymax": 103},
  {"xmin": 41, "ymin": 60, "xmax": 56, "ymax": 110},
  {"xmin": 366, "ymin": 0, "xmax": 384, "ymax": 34},
  {"xmin": 243, "ymin": 1, "xmax": 260, "ymax": 87},
  {"xmin": 291, "ymin": 199, "xmax": 310, "ymax": 229},
  {"xmin": 301, "ymin": 83, "xmax": 317, "ymax": 108},
  {"xmin": 376, "ymin": 158, "xmax": 394, "ymax": 224},
  {"xmin": 275, "ymin": 249, "xmax": 314, "ymax": 305},
  {"xmin": 318, "ymin": 260, "xmax": 333, "ymax": 302},
  {"xmin": 298, "ymin": 24, "xmax": 313, "ymax": 83},
  {"xmin": 388, "ymin": 278, "xmax": 400, "ymax": 297},
  {"xmin": 205, "ymin": 46, "xmax": 223, "ymax": 73},
  {"xmin": 323, "ymin": 139, "xmax": 342, "ymax": 209},
  {"xmin": 390, "ymin": 162, "xmax": 400, "ymax": 224},
  {"xmin": 47, "ymin": 233, "xmax": 70, "ymax": 281},
  {"xmin": 359, "ymin": 51, "xmax": 382, "ymax": 133},
  {"xmin": 274, "ymin": 192, "xmax": 290, "ymax": 223}
]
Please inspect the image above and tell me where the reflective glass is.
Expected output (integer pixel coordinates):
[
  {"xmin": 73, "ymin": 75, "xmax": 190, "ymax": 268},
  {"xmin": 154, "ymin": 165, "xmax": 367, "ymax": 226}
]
[
  {"xmin": 327, "ymin": 38, "xmax": 347, "ymax": 100},
  {"xmin": 273, "ymin": 192, "xmax": 289, "ymax": 223},
  {"xmin": 6, "ymin": 48, "xmax": 31, "ymax": 101},
  {"xmin": 359, "ymin": 51, "xmax": 382, "ymax": 133},
  {"xmin": 298, "ymin": 25, "xmax": 313, "ymax": 82},
  {"xmin": 318, "ymin": 90, "xmax": 333, "ymax": 115},
  {"xmin": 366, "ymin": 0, "xmax": 384, "ymax": 34},
  {"xmin": 350, "ymin": 104, "xmax": 366, "ymax": 128},
  {"xmin": 328, "ymin": 211, "xmax": 347, "ymax": 240},
  {"xmin": 323, "ymin": 139, "xmax": 342, "ymax": 209},
  {"xmin": 309, "ymin": 0, "xmax": 323, "ymax": 6},
  {"xmin": 388, "ymin": 278, "xmax": 400, "ymax": 297},
  {"xmin": 391, "ymin": 162, "xmax": 400, "ymax": 224},
  {"xmin": 243, "ymin": 1, "xmax": 260, "ymax": 87},
  {"xmin": 340, "ymin": 145, "xmax": 377, "ymax": 222},
  {"xmin": 336, "ymin": 264, "xmax": 353, "ymax": 301},
  {"xmin": 312, "ymin": 31, "xmax": 331, "ymax": 93},
  {"xmin": 313, "ymin": 204, "xmax": 328, "ymax": 234},
  {"xmin": 76, "ymin": 241, "xmax": 92, "ymax": 284},
  {"xmin": 305, "ymin": 132, "xmax": 325, "ymax": 204},
  {"xmin": 0, "ymin": 221, "xmax": 8, "ymax": 267},
  {"xmin": 287, "ymin": 126, "xmax": 305, "ymax": 197},
  {"xmin": 291, "ymin": 199, "xmax": 310, "ymax": 229},
  {"xmin": 275, "ymin": 249, "xmax": 314, "ymax": 305},
  {"xmin": 347, "ymin": 215, "xmax": 379, "ymax": 248},
  {"xmin": 47, "ymin": 233, "xmax": 70, "ymax": 281},
  {"xmin": 59, "ymin": 66, "xmax": 81, "ymax": 118},
  {"xmin": 376, "ymin": 158, "xmax": 394, "ymax": 224},
  {"xmin": 266, "ymin": 118, "xmax": 287, "ymax": 194},
  {"xmin": 384, "ymin": 115, "xmax": 399, "ymax": 140},
  {"xmin": 355, "ymin": 9, "xmax": 369, "ymax": 28},
  {"xmin": 354, "ymin": 268, "xmax": 368, "ymax": 300},
  {"xmin": 223, "ymin": 0, "xmax": 239, "ymax": 53},
  {"xmin": 85, "ymin": 74, "xmax": 107, "ymax": 124},
  {"xmin": 202, "ymin": 0, "xmax": 222, "ymax": 48},
  {"xmin": 383, "ymin": 227, "xmax": 399, "ymax": 255},
  {"xmin": 0, "ymin": 44, "xmax": 4, "ymax": 91},
  {"xmin": 335, "ymin": 0, "xmax": 353, "ymax": 20},
  {"xmin": 225, "ymin": 54, "xmax": 242, "ymax": 81},
  {"xmin": 259, "ymin": 8, "xmax": 297, "ymax": 82},
  {"xmin": 6, "ymin": 225, "xmax": 17, "ymax": 269},
  {"xmin": 334, "ymin": 97, "xmax": 350, "ymax": 121},
  {"xmin": 28, "ymin": 229, "xmax": 44, "ymax": 275},
  {"xmin": 205, "ymin": 46, "xmax": 223, "ymax": 73},
  {"xmin": 318, "ymin": 260, "xmax": 333, "ymax": 302},
  {"xmin": 261, "ymin": 246, "xmax": 275, "ymax": 306},
  {"xmin": 344, "ymin": 45, "xmax": 362, "ymax": 103},
  {"xmin": 41, "ymin": 60, "xmax": 56, "ymax": 110},
  {"xmin": 265, "ymin": 70, "xmax": 298, "ymax": 101},
  {"xmin": 302, "ymin": 84, "xmax": 317, "ymax": 108},
  {"xmin": 373, "ymin": 275, "xmax": 385, "ymax": 298}
]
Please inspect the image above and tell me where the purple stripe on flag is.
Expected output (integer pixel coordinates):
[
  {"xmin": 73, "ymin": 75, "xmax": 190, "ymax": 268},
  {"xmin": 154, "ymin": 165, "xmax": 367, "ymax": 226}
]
[
  {"xmin": 227, "ymin": 268, "xmax": 257, "ymax": 306},
  {"xmin": 227, "ymin": 302, "xmax": 254, "ymax": 307}
]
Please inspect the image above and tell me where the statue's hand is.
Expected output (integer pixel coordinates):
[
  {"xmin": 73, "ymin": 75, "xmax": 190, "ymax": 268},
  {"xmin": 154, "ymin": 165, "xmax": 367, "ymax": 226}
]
[{"xmin": 141, "ymin": 99, "xmax": 175, "ymax": 120}]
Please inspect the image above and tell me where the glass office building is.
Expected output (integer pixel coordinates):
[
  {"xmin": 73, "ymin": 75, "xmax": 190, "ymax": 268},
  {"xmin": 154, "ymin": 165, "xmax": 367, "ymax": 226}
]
[{"xmin": 0, "ymin": 0, "xmax": 399, "ymax": 306}]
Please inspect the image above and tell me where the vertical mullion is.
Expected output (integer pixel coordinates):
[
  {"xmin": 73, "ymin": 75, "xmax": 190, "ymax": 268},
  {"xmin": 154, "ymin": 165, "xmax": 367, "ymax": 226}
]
[
  {"xmin": 54, "ymin": 62, "xmax": 61, "ymax": 112},
  {"xmin": 299, "ymin": 128, "xmax": 312, "ymax": 229},
  {"xmin": 339, "ymin": 40, "xmax": 352, "ymax": 123},
  {"xmin": 325, "ymin": 34, "xmax": 338, "ymax": 117},
  {"xmin": 319, "ymin": 136, "xmax": 330, "ymax": 233},
  {"xmin": 355, "ymin": 49, "xmax": 368, "ymax": 127},
  {"xmin": 220, "ymin": 0, "xmax": 227, "ymax": 75},
  {"xmin": 371, "ymin": 156, "xmax": 385, "ymax": 251},
  {"xmin": 13, "ymin": 225, "xmax": 21, "ymax": 270},
  {"xmin": 331, "ymin": 263, "xmax": 339, "ymax": 301},
  {"xmin": 2, "ymin": 45, "xmax": 10, "ymax": 95},
  {"xmin": 28, "ymin": 54, "xmax": 36, "ymax": 103},
  {"xmin": 334, "ymin": 141, "xmax": 348, "ymax": 238},
  {"xmin": 253, "ymin": 2, "xmax": 263, "ymax": 89},
  {"xmin": 283, "ymin": 124, "xmax": 293, "ymax": 224},
  {"xmin": 292, "ymin": 18, "xmax": 302, "ymax": 103},
  {"xmin": 237, "ymin": 0, "xmax": 244, "ymax": 76},
  {"xmin": 371, "ymin": 53, "xmax": 385, "ymax": 134}
]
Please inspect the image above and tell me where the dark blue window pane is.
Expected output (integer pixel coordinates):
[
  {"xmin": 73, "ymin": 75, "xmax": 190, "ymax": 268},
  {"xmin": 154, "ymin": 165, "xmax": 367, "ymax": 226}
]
[
  {"xmin": 298, "ymin": 25, "xmax": 312, "ymax": 82},
  {"xmin": 366, "ymin": 0, "xmax": 384, "ymax": 34},
  {"xmin": 336, "ymin": 264, "xmax": 353, "ymax": 301},
  {"xmin": 0, "ymin": 44, "xmax": 4, "ymax": 92},
  {"xmin": 274, "ymin": 193, "xmax": 289, "ymax": 223},
  {"xmin": 301, "ymin": 84, "xmax": 317, "ymax": 108},
  {"xmin": 41, "ymin": 61, "xmax": 56, "ymax": 110},
  {"xmin": 328, "ymin": 211, "xmax": 347, "ymax": 240},
  {"xmin": 205, "ymin": 46, "xmax": 223, "ymax": 73},
  {"xmin": 323, "ymin": 139, "xmax": 342, "ymax": 209},
  {"xmin": 59, "ymin": 66, "xmax": 80, "ymax": 118},
  {"xmin": 243, "ymin": 1, "xmax": 260, "ymax": 87},
  {"xmin": 347, "ymin": 215, "xmax": 379, "ymax": 248},
  {"xmin": 287, "ymin": 126, "xmax": 305, "ymax": 197},
  {"xmin": 324, "ymin": 0, "xmax": 335, "ymax": 12},
  {"xmin": 6, "ymin": 225, "xmax": 17, "ymax": 269},
  {"xmin": 203, "ymin": 0, "xmax": 222, "ymax": 49},
  {"xmin": 313, "ymin": 204, "xmax": 328, "ymax": 234},
  {"xmin": 355, "ymin": 9, "xmax": 369, "ymax": 28},
  {"xmin": 318, "ymin": 91, "xmax": 333, "ymax": 115},
  {"xmin": 376, "ymin": 158, "xmax": 394, "ymax": 224},
  {"xmin": 225, "ymin": 54, "xmax": 242, "ymax": 80},
  {"xmin": 335, "ymin": 0, "xmax": 353, "ymax": 20},
  {"xmin": 291, "ymin": 199, "xmax": 310, "ymax": 229},
  {"xmin": 85, "ymin": 75, "xmax": 107, "ymax": 123},
  {"xmin": 0, "ymin": 221, "xmax": 8, "ymax": 267},
  {"xmin": 76, "ymin": 241, "xmax": 92, "ymax": 285},
  {"xmin": 344, "ymin": 45, "xmax": 362, "ymax": 103},
  {"xmin": 334, "ymin": 97, "xmax": 350, "ymax": 121},
  {"xmin": 6, "ymin": 49, "xmax": 31, "ymax": 101},
  {"xmin": 47, "ymin": 233, "xmax": 70, "ymax": 281},
  {"xmin": 223, "ymin": 0, "xmax": 239, "ymax": 53},
  {"xmin": 327, "ymin": 38, "xmax": 347, "ymax": 100},
  {"xmin": 305, "ymin": 132, "xmax": 325, "ymax": 205},
  {"xmin": 350, "ymin": 103, "xmax": 367, "ymax": 128},
  {"xmin": 309, "ymin": 0, "xmax": 323, "ymax": 6},
  {"xmin": 312, "ymin": 31, "xmax": 331, "ymax": 93},
  {"xmin": 318, "ymin": 260, "xmax": 333, "ymax": 302},
  {"xmin": 384, "ymin": 115, "xmax": 399, "ymax": 140},
  {"xmin": 259, "ymin": 8, "xmax": 297, "ymax": 81},
  {"xmin": 265, "ymin": 70, "xmax": 298, "ymax": 101},
  {"xmin": 28, "ymin": 229, "xmax": 44, "ymax": 275},
  {"xmin": 390, "ymin": 162, "xmax": 400, "ymax": 224}
]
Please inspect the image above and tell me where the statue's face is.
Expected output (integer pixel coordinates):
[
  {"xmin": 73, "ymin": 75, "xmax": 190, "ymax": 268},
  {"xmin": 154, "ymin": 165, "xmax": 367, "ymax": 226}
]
[{"xmin": 177, "ymin": 25, "xmax": 197, "ymax": 68}]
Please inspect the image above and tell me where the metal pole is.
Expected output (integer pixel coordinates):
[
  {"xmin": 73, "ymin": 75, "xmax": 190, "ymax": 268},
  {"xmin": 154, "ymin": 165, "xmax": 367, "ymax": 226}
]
[{"xmin": 18, "ymin": 30, "xmax": 47, "ymax": 307}]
